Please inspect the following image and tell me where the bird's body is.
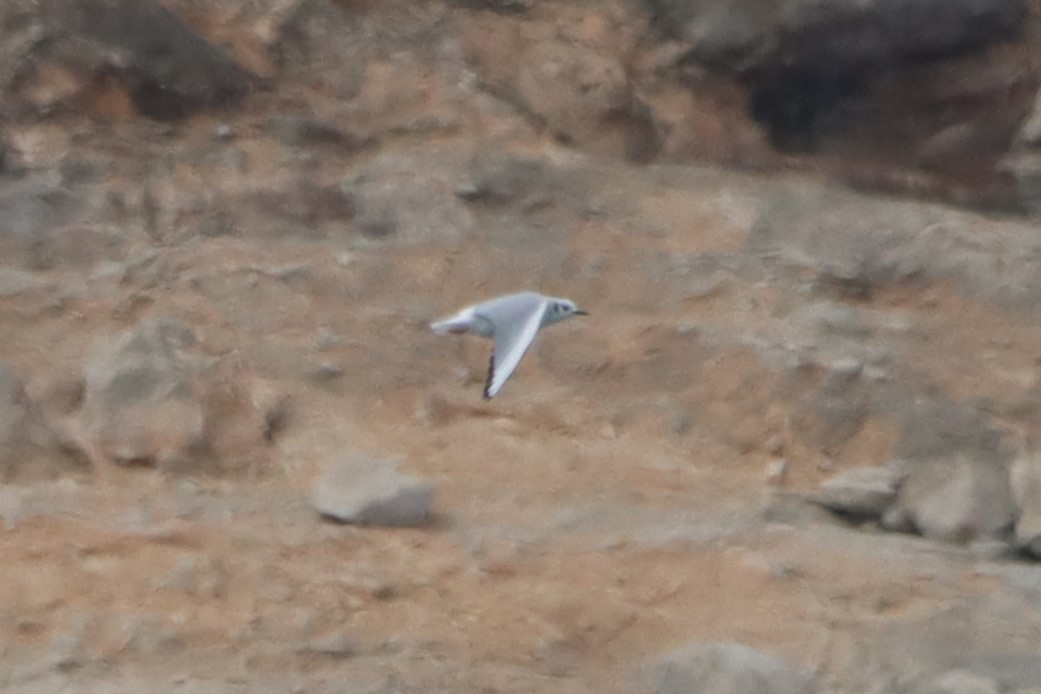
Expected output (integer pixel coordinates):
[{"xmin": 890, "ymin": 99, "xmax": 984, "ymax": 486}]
[{"xmin": 430, "ymin": 291, "xmax": 587, "ymax": 399}]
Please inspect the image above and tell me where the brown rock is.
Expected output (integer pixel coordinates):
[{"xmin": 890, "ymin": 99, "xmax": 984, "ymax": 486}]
[
  {"xmin": 0, "ymin": 364, "xmax": 88, "ymax": 482},
  {"xmin": 0, "ymin": 0, "xmax": 256, "ymax": 121},
  {"xmin": 80, "ymin": 317, "xmax": 275, "ymax": 474}
]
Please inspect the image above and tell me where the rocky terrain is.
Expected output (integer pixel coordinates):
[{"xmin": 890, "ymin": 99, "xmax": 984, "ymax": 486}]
[{"xmin": 3, "ymin": 0, "xmax": 1041, "ymax": 692}]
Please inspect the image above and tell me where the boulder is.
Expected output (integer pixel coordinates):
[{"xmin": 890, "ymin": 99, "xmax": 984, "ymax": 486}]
[
  {"xmin": 0, "ymin": 364, "xmax": 88, "ymax": 482},
  {"xmin": 890, "ymin": 398, "xmax": 1015, "ymax": 544},
  {"xmin": 311, "ymin": 456, "xmax": 434, "ymax": 527},
  {"xmin": 80, "ymin": 317, "xmax": 276, "ymax": 473},
  {"xmin": 812, "ymin": 466, "xmax": 898, "ymax": 520},
  {"xmin": 644, "ymin": 641, "xmax": 815, "ymax": 694},
  {"xmin": 896, "ymin": 454, "xmax": 1014, "ymax": 544}
]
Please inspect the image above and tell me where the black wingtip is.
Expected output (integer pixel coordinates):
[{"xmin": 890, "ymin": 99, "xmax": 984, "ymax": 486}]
[{"xmin": 482, "ymin": 352, "xmax": 495, "ymax": 400}]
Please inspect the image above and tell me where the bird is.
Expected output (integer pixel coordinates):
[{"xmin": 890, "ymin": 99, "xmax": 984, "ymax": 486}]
[{"xmin": 430, "ymin": 291, "xmax": 588, "ymax": 399}]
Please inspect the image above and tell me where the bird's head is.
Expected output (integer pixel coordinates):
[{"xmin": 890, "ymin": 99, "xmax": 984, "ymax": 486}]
[{"xmin": 549, "ymin": 298, "xmax": 588, "ymax": 320}]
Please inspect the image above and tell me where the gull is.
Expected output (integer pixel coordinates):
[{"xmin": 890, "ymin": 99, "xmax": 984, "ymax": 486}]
[{"xmin": 430, "ymin": 292, "xmax": 588, "ymax": 399}]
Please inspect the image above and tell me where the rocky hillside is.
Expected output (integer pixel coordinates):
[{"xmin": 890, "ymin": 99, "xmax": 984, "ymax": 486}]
[{"xmin": 2, "ymin": 0, "xmax": 1041, "ymax": 692}]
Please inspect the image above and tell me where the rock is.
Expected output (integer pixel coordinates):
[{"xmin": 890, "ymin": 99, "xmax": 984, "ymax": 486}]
[
  {"xmin": 1015, "ymin": 90, "xmax": 1041, "ymax": 146},
  {"xmin": 764, "ymin": 458, "xmax": 788, "ymax": 486},
  {"xmin": 762, "ymin": 492, "xmax": 845, "ymax": 527},
  {"xmin": 889, "ymin": 398, "xmax": 1015, "ymax": 544},
  {"xmin": 248, "ymin": 182, "xmax": 356, "ymax": 228},
  {"xmin": 311, "ymin": 456, "xmax": 434, "ymax": 527},
  {"xmin": 81, "ymin": 318, "xmax": 206, "ymax": 468},
  {"xmin": 48, "ymin": 615, "xmax": 91, "ymax": 672},
  {"xmin": 784, "ymin": 357, "xmax": 869, "ymax": 456},
  {"xmin": 646, "ymin": 0, "xmax": 1024, "ymax": 147},
  {"xmin": 119, "ymin": 616, "xmax": 185, "ymax": 656},
  {"xmin": 0, "ymin": 179, "xmax": 137, "ymax": 270},
  {"xmin": 346, "ymin": 152, "xmax": 474, "ymax": 245},
  {"xmin": 1002, "ymin": 152, "xmax": 1041, "ymax": 216},
  {"xmin": 911, "ymin": 670, "xmax": 1001, "ymax": 694},
  {"xmin": 299, "ymin": 628, "xmax": 355, "ymax": 659},
  {"xmin": 0, "ymin": 0, "xmax": 256, "ymax": 120},
  {"xmin": 644, "ymin": 641, "xmax": 815, "ymax": 694},
  {"xmin": 461, "ymin": 27, "xmax": 660, "ymax": 161},
  {"xmin": 266, "ymin": 116, "xmax": 362, "ymax": 152},
  {"xmin": 1009, "ymin": 452, "xmax": 1041, "ymax": 557},
  {"xmin": 514, "ymin": 41, "xmax": 627, "ymax": 142},
  {"xmin": 0, "ymin": 364, "xmax": 88, "ymax": 482},
  {"xmin": 455, "ymin": 154, "xmax": 556, "ymax": 207},
  {"xmin": 80, "ymin": 317, "xmax": 274, "ymax": 473},
  {"xmin": 831, "ymin": 595, "xmax": 1041, "ymax": 691},
  {"xmin": 812, "ymin": 466, "xmax": 898, "ymax": 519},
  {"xmin": 791, "ymin": 302, "xmax": 870, "ymax": 338},
  {"xmin": 156, "ymin": 556, "xmax": 227, "ymax": 599},
  {"xmin": 0, "ymin": 268, "xmax": 49, "ymax": 297},
  {"xmin": 897, "ymin": 454, "xmax": 1015, "ymax": 544},
  {"xmin": 650, "ymin": 0, "xmax": 1024, "ymax": 73},
  {"xmin": 0, "ymin": 181, "xmax": 81, "ymax": 240},
  {"xmin": 452, "ymin": 0, "xmax": 535, "ymax": 12}
]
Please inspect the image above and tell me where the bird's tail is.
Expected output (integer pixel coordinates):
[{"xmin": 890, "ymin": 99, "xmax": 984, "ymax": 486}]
[{"xmin": 430, "ymin": 313, "xmax": 472, "ymax": 335}]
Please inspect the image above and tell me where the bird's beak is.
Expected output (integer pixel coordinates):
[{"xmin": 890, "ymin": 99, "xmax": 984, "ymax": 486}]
[{"xmin": 575, "ymin": 309, "xmax": 589, "ymax": 316}]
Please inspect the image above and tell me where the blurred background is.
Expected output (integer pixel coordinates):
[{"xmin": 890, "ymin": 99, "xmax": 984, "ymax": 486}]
[{"xmin": 1, "ymin": 0, "xmax": 1041, "ymax": 692}]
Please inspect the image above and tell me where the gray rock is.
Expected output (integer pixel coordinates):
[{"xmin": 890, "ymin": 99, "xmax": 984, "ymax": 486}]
[
  {"xmin": 762, "ymin": 492, "xmax": 846, "ymax": 527},
  {"xmin": 897, "ymin": 454, "xmax": 1015, "ymax": 544},
  {"xmin": 0, "ymin": 182, "xmax": 81, "ymax": 239},
  {"xmin": 880, "ymin": 503, "xmax": 915, "ymax": 533},
  {"xmin": 48, "ymin": 615, "xmax": 91, "ymax": 672},
  {"xmin": 299, "ymin": 628, "xmax": 355, "ymax": 659},
  {"xmin": 0, "ymin": 268, "xmax": 49, "ymax": 297},
  {"xmin": 645, "ymin": 641, "xmax": 815, "ymax": 694},
  {"xmin": 831, "ymin": 594, "xmax": 1041, "ymax": 691},
  {"xmin": 1009, "ymin": 453, "xmax": 1041, "ymax": 557},
  {"xmin": 1015, "ymin": 90, "xmax": 1041, "ymax": 147},
  {"xmin": 893, "ymin": 397, "xmax": 1006, "ymax": 464},
  {"xmin": 312, "ymin": 456, "xmax": 434, "ymax": 527},
  {"xmin": 874, "ymin": 397, "xmax": 1018, "ymax": 544},
  {"xmin": 118, "ymin": 616, "xmax": 185, "ymax": 656},
  {"xmin": 1002, "ymin": 152, "xmax": 1041, "ymax": 216},
  {"xmin": 456, "ymin": 154, "xmax": 555, "ymax": 207},
  {"xmin": 748, "ymin": 181, "xmax": 1041, "ymax": 314},
  {"xmin": 813, "ymin": 466, "xmax": 898, "ymax": 519},
  {"xmin": 911, "ymin": 670, "xmax": 1000, "ymax": 694},
  {"xmin": 791, "ymin": 302, "xmax": 871, "ymax": 338}
]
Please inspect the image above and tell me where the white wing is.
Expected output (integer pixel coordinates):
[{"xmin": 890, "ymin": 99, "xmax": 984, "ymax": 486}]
[{"xmin": 484, "ymin": 299, "xmax": 548, "ymax": 399}]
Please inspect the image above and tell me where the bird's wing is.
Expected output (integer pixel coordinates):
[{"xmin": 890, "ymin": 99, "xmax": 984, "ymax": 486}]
[{"xmin": 483, "ymin": 296, "xmax": 548, "ymax": 399}]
